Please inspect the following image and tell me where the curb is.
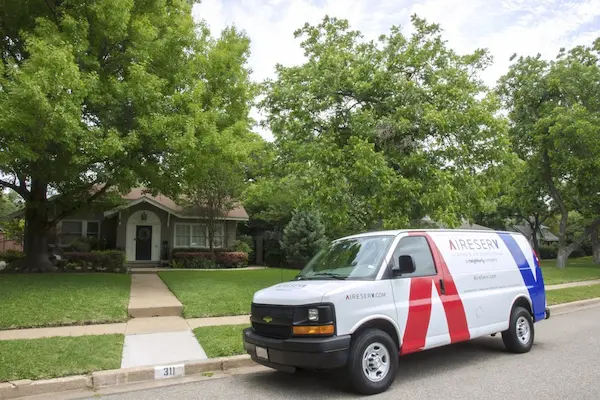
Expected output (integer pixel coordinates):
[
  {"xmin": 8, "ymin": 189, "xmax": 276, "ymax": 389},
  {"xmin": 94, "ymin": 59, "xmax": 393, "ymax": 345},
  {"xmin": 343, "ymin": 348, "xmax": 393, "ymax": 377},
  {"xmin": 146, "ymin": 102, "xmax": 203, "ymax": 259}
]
[
  {"xmin": 547, "ymin": 297, "xmax": 600, "ymax": 316},
  {"xmin": 3, "ymin": 299, "xmax": 600, "ymax": 399},
  {"xmin": 0, "ymin": 355, "xmax": 255, "ymax": 399}
]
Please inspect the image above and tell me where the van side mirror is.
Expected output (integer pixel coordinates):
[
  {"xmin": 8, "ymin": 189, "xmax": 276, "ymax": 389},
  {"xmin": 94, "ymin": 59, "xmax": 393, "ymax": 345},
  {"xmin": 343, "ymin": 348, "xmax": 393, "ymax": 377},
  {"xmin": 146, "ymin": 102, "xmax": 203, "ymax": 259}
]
[{"xmin": 393, "ymin": 255, "xmax": 416, "ymax": 276}]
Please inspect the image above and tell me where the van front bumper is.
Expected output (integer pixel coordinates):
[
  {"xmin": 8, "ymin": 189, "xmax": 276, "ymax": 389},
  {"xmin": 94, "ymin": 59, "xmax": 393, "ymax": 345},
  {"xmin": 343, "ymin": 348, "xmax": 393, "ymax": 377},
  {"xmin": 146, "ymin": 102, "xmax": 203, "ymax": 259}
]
[{"xmin": 243, "ymin": 328, "xmax": 351, "ymax": 372}]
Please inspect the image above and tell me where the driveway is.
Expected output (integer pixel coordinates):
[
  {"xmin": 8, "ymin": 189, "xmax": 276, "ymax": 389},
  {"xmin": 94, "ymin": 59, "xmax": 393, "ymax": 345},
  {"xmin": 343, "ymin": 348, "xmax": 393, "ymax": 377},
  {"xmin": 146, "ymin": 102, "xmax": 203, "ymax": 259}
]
[{"xmin": 87, "ymin": 306, "xmax": 600, "ymax": 399}]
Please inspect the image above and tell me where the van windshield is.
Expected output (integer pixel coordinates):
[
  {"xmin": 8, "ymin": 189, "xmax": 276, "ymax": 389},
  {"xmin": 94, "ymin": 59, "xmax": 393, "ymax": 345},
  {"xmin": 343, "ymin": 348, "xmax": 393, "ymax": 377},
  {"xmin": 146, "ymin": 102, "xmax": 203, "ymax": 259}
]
[{"xmin": 296, "ymin": 235, "xmax": 395, "ymax": 280}]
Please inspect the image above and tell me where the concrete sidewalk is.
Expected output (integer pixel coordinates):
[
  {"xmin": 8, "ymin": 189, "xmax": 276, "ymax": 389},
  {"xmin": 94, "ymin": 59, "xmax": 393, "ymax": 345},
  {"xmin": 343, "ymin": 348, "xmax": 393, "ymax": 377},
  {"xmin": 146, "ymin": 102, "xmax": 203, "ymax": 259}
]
[
  {"xmin": 545, "ymin": 279, "xmax": 600, "ymax": 291},
  {"xmin": 128, "ymin": 274, "xmax": 183, "ymax": 318}
]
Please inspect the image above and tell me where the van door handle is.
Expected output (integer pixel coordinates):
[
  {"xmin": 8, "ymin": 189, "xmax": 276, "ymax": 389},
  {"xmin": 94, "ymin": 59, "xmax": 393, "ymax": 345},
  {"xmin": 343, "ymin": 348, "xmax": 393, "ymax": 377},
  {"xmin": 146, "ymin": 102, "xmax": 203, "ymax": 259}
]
[{"xmin": 439, "ymin": 279, "xmax": 446, "ymax": 295}]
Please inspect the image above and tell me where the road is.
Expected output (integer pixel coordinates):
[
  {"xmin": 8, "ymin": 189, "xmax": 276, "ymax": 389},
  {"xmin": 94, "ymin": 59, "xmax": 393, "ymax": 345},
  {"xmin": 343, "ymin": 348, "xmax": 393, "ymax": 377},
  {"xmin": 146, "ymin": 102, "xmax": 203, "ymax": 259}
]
[{"xmin": 87, "ymin": 306, "xmax": 600, "ymax": 400}]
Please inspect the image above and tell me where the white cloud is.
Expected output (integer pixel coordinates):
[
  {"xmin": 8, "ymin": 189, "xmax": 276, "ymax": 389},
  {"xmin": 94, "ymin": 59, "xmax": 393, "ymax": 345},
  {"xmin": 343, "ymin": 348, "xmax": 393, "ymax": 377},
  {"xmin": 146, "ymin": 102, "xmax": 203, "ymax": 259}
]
[{"xmin": 193, "ymin": 0, "xmax": 600, "ymax": 141}]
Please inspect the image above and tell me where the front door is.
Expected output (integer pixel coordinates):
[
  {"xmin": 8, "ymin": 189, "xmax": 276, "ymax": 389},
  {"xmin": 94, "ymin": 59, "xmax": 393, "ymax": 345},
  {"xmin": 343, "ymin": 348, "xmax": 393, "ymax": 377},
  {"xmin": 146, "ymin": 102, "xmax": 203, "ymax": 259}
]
[{"xmin": 135, "ymin": 225, "xmax": 153, "ymax": 261}]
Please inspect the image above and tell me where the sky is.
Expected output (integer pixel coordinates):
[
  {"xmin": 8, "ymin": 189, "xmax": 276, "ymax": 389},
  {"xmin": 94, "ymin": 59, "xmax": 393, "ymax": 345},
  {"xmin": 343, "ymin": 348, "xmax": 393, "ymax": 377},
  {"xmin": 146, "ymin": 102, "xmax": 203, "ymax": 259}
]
[{"xmin": 192, "ymin": 0, "xmax": 600, "ymax": 141}]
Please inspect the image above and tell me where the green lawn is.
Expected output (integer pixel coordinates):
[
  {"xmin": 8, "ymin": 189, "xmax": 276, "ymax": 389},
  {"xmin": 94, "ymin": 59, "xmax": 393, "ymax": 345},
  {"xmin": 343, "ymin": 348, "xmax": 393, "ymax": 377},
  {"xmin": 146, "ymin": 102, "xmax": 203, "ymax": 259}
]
[
  {"xmin": 540, "ymin": 257, "xmax": 600, "ymax": 285},
  {"xmin": 0, "ymin": 334, "xmax": 124, "ymax": 382},
  {"xmin": 194, "ymin": 324, "xmax": 249, "ymax": 358},
  {"xmin": 546, "ymin": 284, "xmax": 600, "ymax": 305},
  {"xmin": 159, "ymin": 269, "xmax": 298, "ymax": 318},
  {"xmin": 0, "ymin": 274, "xmax": 131, "ymax": 330}
]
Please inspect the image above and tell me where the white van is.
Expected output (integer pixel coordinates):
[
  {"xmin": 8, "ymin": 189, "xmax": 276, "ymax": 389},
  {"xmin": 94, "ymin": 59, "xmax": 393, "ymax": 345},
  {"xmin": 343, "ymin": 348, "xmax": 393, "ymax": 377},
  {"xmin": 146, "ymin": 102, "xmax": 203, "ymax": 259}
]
[{"xmin": 243, "ymin": 229, "xmax": 550, "ymax": 395}]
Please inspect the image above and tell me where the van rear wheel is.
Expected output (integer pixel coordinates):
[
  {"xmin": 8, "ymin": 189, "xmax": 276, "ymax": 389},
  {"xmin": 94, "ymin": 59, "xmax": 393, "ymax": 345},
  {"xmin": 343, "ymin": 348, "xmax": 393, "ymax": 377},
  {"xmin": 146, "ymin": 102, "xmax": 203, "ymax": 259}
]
[
  {"xmin": 346, "ymin": 328, "xmax": 398, "ymax": 395},
  {"xmin": 502, "ymin": 306, "xmax": 534, "ymax": 353}
]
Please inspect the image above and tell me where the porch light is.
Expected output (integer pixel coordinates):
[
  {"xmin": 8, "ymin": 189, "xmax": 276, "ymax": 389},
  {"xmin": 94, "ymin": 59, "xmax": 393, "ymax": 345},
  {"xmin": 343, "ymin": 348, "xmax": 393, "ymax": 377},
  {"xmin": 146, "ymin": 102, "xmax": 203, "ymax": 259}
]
[{"xmin": 141, "ymin": 212, "xmax": 147, "ymax": 221}]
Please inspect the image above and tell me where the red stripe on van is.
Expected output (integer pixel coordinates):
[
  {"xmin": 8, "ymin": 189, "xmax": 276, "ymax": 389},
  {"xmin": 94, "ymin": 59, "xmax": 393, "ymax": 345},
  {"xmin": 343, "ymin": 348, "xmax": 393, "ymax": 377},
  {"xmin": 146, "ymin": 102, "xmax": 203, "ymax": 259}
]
[{"xmin": 400, "ymin": 232, "xmax": 470, "ymax": 355}]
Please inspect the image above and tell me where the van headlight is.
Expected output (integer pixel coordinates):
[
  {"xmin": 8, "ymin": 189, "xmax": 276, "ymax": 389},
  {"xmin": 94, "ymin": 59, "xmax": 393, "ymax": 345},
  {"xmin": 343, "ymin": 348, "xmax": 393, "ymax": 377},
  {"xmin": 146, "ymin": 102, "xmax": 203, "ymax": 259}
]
[{"xmin": 292, "ymin": 304, "xmax": 336, "ymax": 336}]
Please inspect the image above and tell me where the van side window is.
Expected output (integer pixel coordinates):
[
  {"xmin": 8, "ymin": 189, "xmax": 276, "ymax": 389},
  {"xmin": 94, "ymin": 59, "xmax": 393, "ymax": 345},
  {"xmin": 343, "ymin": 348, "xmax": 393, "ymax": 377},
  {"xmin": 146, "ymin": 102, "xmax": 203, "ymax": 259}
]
[{"xmin": 392, "ymin": 236, "xmax": 437, "ymax": 277}]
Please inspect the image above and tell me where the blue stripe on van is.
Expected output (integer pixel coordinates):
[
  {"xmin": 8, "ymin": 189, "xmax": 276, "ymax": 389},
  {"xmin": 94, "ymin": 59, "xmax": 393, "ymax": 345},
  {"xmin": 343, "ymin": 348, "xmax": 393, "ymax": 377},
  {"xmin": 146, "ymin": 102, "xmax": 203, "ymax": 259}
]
[{"xmin": 498, "ymin": 233, "xmax": 546, "ymax": 322}]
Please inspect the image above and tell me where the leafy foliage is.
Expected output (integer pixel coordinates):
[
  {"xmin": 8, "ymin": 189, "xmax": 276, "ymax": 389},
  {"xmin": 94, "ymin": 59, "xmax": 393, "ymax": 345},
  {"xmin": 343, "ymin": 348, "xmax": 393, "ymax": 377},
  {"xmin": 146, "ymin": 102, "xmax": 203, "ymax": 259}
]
[
  {"xmin": 258, "ymin": 15, "xmax": 510, "ymax": 238},
  {"xmin": 0, "ymin": 0, "xmax": 243, "ymax": 270},
  {"xmin": 498, "ymin": 39, "xmax": 600, "ymax": 267},
  {"xmin": 281, "ymin": 210, "xmax": 328, "ymax": 267}
]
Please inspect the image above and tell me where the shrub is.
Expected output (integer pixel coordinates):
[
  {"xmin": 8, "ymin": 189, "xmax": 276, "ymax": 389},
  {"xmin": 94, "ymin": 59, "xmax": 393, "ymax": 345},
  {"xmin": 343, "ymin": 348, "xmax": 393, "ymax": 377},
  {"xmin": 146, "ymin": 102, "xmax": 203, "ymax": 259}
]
[
  {"xmin": 0, "ymin": 250, "xmax": 25, "ymax": 263},
  {"xmin": 280, "ymin": 210, "xmax": 328, "ymax": 267},
  {"xmin": 172, "ymin": 251, "xmax": 248, "ymax": 268},
  {"xmin": 62, "ymin": 250, "xmax": 126, "ymax": 273},
  {"xmin": 217, "ymin": 251, "xmax": 248, "ymax": 268},
  {"xmin": 538, "ymin": 245, "xmax": 558, "ymax": 260},
  {"xmin": 235, "ymin": 235, "xmax": 255, "ymax": 263}
]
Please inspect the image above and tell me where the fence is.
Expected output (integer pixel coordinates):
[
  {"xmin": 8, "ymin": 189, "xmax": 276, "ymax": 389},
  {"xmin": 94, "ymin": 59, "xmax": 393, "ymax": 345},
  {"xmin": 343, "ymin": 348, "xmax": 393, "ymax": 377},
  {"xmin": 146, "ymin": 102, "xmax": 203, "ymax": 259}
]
[{"xmin": 0, "ymin": 234, "xmax": 23, "ymax": 252}]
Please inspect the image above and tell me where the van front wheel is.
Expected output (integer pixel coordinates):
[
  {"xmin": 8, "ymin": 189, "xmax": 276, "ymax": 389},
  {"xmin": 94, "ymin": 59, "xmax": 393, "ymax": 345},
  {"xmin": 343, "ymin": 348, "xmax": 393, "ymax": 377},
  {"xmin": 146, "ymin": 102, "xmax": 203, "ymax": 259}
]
[
  {"xmin": 502, "ymin": 306, "xmax": 534, "ymax": 353},
  {"xmin": 346, "ymin": 328, "xmax": 398, "ymax": 395}
]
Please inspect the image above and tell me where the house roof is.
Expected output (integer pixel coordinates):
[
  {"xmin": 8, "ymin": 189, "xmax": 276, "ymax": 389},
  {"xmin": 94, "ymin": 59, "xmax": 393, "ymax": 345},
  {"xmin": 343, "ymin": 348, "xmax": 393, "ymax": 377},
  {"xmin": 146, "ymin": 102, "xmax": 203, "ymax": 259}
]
[
  {"xmin": 104, "ymin": 188, "xmax": 249, "ymax": 221},
  {"xmin": 512, "ymin": 223, "xmax": 559, "ymax": 242}
]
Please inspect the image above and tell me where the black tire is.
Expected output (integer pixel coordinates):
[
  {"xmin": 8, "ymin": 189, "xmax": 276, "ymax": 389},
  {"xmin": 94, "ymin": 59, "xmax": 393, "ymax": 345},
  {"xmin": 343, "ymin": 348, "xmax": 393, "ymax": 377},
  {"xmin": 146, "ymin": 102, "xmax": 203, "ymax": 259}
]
[
  {"xmin": 502, "ymin": 306, "xmax": 534, "ymax": 353},
  {"xmin": 345, "ymin": 328, "xmax": 398, "ymax": 395}
]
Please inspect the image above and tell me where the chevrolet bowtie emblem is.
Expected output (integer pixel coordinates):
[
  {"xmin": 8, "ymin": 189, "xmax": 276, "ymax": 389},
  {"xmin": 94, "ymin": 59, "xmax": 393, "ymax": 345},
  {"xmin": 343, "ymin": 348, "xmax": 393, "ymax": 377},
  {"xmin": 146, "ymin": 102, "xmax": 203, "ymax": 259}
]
[{"xmin": 263, "ymin": 316, "xmax": 273, "ymax": 323}]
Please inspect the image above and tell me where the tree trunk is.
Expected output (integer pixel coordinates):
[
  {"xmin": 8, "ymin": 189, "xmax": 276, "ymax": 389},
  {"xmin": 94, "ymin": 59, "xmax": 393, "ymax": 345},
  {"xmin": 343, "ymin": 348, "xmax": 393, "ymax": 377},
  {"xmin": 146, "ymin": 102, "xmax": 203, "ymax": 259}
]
[
  {"xmin": 592, "ymin": 227, "xmax": 600, "ymax": 265},
  {"xmin": 23, "ymin": 207, "xmax": 55, "ymax": 272},
  {"xmin": 556, "ymin": 211, "xmax": 569, "ymax": 269},
  {"xmin": 529, "ymin": 221, "xmax": 540, "ymax": 256},
  {"xmin": 23, "ymin": 179, "xmax": 55, "ymax": 272},
  {"xmin": 556, "ymin": 246, "xmax": 569, "ymax": 269}
]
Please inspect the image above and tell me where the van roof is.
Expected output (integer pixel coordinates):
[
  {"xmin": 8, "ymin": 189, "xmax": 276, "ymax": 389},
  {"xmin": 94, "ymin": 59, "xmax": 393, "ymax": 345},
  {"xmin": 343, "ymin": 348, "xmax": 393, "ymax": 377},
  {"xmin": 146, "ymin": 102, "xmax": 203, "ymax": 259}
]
[{"xmin": 341, "ymin": 228, "xmax": 521, "ymax": 240}]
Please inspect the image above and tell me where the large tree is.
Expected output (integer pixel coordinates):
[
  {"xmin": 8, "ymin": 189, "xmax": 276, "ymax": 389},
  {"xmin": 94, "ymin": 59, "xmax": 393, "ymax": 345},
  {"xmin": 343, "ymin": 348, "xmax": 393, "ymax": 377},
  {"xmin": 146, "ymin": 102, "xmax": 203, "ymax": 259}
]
[
  {"xmin": 157, "ymin": 26, "xmax": 258, "ymax": 254},
  {"xmin": 0, "ymin": 0, "xmax": 227, "ymax": 270},
  {"xmin": 259, "ymin": 15, "xmax": 510, "ymax": 238},
  {"xmin": 498, "ymin": 40, "xmax": 600, "ymax": 268}
]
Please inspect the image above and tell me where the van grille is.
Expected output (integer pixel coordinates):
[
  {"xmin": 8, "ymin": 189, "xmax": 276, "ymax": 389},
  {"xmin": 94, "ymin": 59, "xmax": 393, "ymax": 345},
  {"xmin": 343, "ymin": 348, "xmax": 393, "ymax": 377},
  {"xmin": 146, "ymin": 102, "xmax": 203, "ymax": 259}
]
[{"xmin": 251, "ymin": 303, "xmax": 294, "ymax": 339}]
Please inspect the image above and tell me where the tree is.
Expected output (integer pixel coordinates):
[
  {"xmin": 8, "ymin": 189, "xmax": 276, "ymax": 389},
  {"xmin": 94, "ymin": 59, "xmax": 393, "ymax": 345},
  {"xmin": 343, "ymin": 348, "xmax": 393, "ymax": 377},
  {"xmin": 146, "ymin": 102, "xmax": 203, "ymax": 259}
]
[
  {"xmin": 498, "ymin": 40, "xmax": 600, "ymax": 268},
  {"xmin": 0, "ymin": 0, "xmax": 225, "ymax": 270},
  {"xmin": 592, "ymin": 227, "xmax": 600, "ymax": 264},
  {"xmin": 157, "ymin": 26, "xmax": 257, "ymax": 255},
  {"xmin": 281, "ymin": 210, "xmax": 328, "ymax": 267},
  {"xmin": 260, "ymin": 15, "xmax": 510, "ymax": 238},
  {"xmin": 0, "ymin": 190, "xmax": 21, "ymax": 217}
]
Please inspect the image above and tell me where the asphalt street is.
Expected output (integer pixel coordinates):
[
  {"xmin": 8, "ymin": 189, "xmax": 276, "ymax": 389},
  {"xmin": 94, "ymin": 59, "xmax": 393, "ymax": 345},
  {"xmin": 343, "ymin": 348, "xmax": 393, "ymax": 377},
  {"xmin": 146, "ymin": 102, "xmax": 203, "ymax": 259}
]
[{"xmin": 86, "ymin": 306, "xmax": 600, "ymax": 400}]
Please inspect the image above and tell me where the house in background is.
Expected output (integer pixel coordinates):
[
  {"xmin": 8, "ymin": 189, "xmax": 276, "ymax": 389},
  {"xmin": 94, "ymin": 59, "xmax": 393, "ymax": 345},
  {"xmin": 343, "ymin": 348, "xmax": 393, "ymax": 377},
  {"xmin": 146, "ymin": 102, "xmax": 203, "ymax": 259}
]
[
  {"xmin": 10, "ymin": 188, "xmax": 249, "ymax": 265},
  {"xmin": 510, "ymin": 220, "xmax": 559, "ymax": 248}
]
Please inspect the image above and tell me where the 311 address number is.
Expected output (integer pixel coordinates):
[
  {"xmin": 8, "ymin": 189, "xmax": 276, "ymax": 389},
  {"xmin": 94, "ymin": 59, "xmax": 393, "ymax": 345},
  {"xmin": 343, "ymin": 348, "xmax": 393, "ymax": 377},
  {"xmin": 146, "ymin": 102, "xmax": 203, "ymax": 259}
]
[{"xmin": 154, "ymin": 364, "xmax": 185, "ymax": 379}]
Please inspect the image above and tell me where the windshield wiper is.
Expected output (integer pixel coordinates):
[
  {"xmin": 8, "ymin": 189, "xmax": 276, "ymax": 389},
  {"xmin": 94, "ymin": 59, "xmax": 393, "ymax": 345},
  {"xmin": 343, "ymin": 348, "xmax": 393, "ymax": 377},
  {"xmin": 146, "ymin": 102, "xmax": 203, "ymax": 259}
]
[{"xmin": 309, "ymin": 272, "xmax": 345, "ymax": 280}]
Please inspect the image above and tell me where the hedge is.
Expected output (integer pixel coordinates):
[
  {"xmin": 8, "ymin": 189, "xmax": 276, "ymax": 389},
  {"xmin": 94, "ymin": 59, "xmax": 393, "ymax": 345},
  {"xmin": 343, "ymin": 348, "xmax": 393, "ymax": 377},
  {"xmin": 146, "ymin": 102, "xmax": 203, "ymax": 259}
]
[
  {"xmin": 61, "ymin": 250, "xmax": 126, "ymax": 273},
  {"xmin": 172, "ymin": 251, "xmax": 248, "ymax": 269},
  {"xmin": 0, "ymin": 250, "xmax": 25, "ymax": 263}
]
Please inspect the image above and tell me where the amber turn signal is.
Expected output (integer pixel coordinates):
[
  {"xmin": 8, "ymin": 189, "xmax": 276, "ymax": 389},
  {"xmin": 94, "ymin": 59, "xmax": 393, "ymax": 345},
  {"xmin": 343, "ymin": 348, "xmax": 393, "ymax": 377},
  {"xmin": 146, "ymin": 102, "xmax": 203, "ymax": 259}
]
[{"xmin": 292, "ymin": 325, "xmax": 335, "ymax": 335}]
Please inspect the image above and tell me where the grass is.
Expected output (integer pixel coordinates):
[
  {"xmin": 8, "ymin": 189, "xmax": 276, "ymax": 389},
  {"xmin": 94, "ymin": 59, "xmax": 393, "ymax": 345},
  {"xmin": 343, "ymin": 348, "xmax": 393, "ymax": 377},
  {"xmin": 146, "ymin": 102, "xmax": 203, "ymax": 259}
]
[
  {"xmin": 159, "ymin": 268, "xmax": 298, "ymax": 318},
  {"xmin": 546, "ymin": 284, "xmax": 600, "ymax": 305},
  {"xmin": 193, "ymin": 324, "xmax": 249, "ymax": 358},
  {"xmin": 0, "ymin": 334, "xmax": 124, "ymax": 382},
  {"xmin": 540, "ymin": 257, "xmax": 600, "ymax": 285},
  {"xmin": 0, "ymin": 273, "xmax": 131, "ymax": 330}
]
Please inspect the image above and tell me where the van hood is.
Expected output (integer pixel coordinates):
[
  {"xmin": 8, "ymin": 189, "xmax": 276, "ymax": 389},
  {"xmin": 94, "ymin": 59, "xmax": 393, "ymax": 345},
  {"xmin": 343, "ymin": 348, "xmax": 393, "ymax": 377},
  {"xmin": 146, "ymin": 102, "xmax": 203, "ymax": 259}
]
[{"xmin": 252, "ymin": 279, "xmax": 367, "ymax": 306}]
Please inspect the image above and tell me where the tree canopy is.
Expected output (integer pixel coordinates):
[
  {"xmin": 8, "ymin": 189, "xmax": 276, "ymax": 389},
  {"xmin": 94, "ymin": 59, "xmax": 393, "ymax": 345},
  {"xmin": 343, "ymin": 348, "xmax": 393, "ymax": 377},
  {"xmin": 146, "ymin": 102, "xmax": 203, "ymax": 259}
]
[
  {"xmin": 498, "ymin": 40, "xmax": 600, "ymax": 267},
  {"xmin": 0, "ymin": 0, "xmax": 250, "ymax": 269},
  {"xmin": 256, "ymin": 15, "xmax": 510, "ymax": 238}
]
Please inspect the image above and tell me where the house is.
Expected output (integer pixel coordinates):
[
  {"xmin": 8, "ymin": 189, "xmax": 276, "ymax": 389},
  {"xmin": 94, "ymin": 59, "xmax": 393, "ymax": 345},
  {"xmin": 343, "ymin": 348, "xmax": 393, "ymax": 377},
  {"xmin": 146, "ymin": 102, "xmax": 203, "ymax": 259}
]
[
  {"xmin": 511, "ymin": 220, "xmax": 559, "ymax": 247},
  {"xmin": 10, "ymin": 188, "xmax": 249, "ymax": 264}
]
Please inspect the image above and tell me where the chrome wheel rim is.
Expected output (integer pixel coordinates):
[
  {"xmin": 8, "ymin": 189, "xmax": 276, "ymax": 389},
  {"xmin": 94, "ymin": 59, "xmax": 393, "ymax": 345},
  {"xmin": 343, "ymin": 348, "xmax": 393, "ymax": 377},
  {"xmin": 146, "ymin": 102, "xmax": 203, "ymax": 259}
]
[
  {"xmin": 516, "ymin": 316, "xmax": 531, "ymax": 344},
  {"xmin": 362, "ymin": 342, "xmax": 390, "ymax": 382}
]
